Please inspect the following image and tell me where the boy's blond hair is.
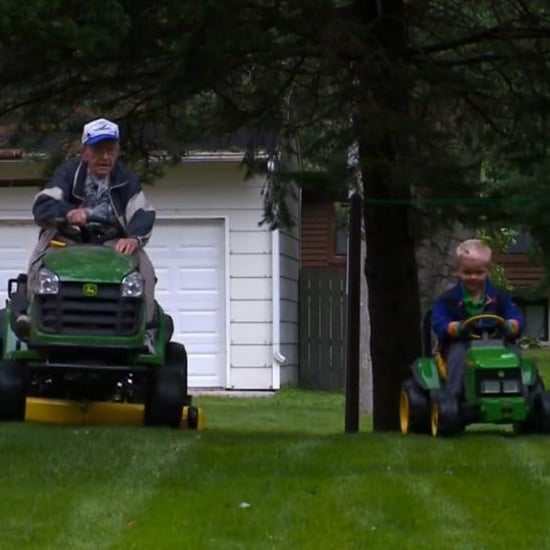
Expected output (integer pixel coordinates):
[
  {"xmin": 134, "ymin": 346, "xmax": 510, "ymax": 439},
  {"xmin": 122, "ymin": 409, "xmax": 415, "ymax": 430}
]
[{"xmin": 455, "ymin": 239, "xmax": 492, "ymax": 264}]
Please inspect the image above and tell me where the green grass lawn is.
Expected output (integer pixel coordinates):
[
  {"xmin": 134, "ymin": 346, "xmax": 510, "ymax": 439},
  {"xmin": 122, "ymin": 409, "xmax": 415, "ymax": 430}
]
[{"xmin": 2, "ymin": 351, "xmax": 550, "ymax": 549}]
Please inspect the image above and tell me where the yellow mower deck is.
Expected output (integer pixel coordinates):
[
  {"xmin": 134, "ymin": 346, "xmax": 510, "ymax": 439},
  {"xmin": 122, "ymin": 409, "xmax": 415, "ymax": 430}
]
[{"xmin": 25, "ymin": 397, "xmax": 205, "ymax": 429}]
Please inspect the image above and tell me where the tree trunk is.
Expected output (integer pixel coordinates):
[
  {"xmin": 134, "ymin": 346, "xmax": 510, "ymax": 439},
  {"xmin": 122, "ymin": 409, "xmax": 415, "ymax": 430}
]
[
  {"xmin": 416, "ymin": 222, "xmax": 472, "ymax": 316},
  {"xmin": 359, "ymin": 236, "xmax": 373, "ymax": 413},
  {"xmin": 362, "ymin": 172, "xmax": 421, "ymax": 431},
  {"xmin": 355, "ymin": 0, "xmax": 421, "ymax": 430}
]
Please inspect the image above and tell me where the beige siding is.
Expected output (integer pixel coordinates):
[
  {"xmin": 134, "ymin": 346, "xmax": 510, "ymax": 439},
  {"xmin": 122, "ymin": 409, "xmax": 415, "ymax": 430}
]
[{"xmin": 279, "ymin": 223, "xmax": 300, "ymax": 385}]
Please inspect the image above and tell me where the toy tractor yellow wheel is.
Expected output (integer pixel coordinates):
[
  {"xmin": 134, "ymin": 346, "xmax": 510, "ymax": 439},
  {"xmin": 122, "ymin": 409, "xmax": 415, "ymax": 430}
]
[
  {"xmin": 399, "ymin": 390, "xmax": 410, "ymax": 434},
  {"xmin": 399, "ymin": 379, "xmax": 429, "ymax": 434},
  {"xmin": 429, "ymin": 390, "xmax": 463, "ymax": 437}
]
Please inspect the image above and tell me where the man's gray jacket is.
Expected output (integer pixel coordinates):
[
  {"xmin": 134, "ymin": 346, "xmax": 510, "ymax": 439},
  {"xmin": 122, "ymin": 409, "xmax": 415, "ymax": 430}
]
[{"xmin": 32, "ymin": 158, "xmax": 155, "ymax": 246}]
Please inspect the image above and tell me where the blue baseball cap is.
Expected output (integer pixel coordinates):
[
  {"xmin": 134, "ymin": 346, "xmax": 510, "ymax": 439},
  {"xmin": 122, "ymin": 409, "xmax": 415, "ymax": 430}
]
[{"xmin": 81, "ymin": 118, "xmax": 119, "ymax": 146}]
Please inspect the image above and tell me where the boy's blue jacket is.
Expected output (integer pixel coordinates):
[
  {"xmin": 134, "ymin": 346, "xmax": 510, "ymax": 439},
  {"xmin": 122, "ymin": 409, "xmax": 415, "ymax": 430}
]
[{"xmin": 431, "ymin": 280, "xmax": 524, "ymax": 345}]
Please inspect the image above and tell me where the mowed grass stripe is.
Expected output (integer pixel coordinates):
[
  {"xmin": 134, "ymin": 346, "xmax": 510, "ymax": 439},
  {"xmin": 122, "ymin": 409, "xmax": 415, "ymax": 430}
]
[
  {"xmin": 0, "ymin": 425, "xmax": 198, "ymax": 550},
  {"xmin": 114, "ymin": 433, "xmax": 352, "ymax": 549}
]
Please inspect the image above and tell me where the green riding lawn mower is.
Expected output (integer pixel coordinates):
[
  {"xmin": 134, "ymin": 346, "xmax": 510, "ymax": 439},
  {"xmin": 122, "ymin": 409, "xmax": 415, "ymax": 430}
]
[
  {"xmin": 400, "ymin": 313, "xmax": 550, "ymax": 437},
  {"xmin": 0, "ymin": 218, "xmax": 204, "ymax": 429}
]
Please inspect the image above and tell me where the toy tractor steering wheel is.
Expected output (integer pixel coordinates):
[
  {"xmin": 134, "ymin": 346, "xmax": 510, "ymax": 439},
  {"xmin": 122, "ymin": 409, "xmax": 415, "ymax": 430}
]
[{"xmin": 462, "ymin": 313, "xmax": 506, "ymax": 340}]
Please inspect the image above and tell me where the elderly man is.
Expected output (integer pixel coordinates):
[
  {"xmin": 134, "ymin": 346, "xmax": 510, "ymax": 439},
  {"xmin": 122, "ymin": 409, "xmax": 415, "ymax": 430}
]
[{"xmin": 18, "ymin": 117, "xmax": 157, "ymax": 333}]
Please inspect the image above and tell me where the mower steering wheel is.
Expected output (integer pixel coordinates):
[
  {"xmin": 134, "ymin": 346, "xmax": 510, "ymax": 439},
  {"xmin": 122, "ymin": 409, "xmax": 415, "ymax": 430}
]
[
  {"xmin": 462, "ymin": 313, "xmax": 506, "ymax": 339},
  {"xmin": 44, "ymin": 216, "xmax": 119, "ymax": 244}
]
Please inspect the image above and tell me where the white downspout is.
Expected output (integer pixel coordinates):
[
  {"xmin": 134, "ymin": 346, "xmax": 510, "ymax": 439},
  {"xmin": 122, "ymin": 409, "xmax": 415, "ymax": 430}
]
[{"xmin": 272, "ymin": 228, "xmax": 285, "ymax": 389}]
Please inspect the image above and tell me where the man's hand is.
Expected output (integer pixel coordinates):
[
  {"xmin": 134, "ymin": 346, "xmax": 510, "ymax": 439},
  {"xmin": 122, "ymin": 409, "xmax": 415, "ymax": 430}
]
[
  {"xmin": 67, "ymin": 208, "xmax": 88, "ymax": 226},
  {"xmin": 116, "ymin": 237, "xmax": 139, "ymax": 255}
]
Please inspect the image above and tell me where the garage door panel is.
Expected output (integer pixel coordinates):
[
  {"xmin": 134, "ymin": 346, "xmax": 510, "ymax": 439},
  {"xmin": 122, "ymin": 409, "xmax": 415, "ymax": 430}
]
[
  {"xmin": 180, "ymin": 268, "xmax": 218, "ymax": 290},
  {"xmin": 187, "ymin": 354, "xmax": 219, "ymax": 383},
  {"xmin": 179, "ymin": 311, "xmax": 219, "ymax": 333},
  {"xmin": 172, "ymin": 293, "xmax": 219, "ymax": 311},
  {"xmin": 148, "ymin": 219, "xmax": 226, "ymax": 387},
  {"xmin": 180, "ymin": 336, "xmax": 219, "ymax": 354}
]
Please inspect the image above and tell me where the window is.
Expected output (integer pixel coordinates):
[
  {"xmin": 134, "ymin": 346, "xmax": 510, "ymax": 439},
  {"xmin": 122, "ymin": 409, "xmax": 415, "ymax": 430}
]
[{"xmin": 514, "ymin": 298, "xmax": 548, "ymax": 340}]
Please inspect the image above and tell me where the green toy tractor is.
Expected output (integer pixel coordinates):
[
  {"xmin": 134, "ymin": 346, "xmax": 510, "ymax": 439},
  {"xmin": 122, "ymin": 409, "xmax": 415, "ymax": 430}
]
[
  {"xmin": 400, "ymin": 313, "xmax": 550, "ymax": 437},
  {"xmin": 0, "ymin": 218, "xmax": 201, "ymax": 428}
]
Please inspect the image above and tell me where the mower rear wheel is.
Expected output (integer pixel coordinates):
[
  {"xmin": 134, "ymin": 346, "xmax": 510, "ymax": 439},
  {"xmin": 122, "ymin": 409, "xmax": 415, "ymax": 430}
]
[
  {"xmin": 187, "ymin": 405, "xmax": 200, "ymax": 430},
  {"xmin": 0, "ymin": 360, "xmax": 26, "ymax": 421},
  {"xmin": 144, "ymin": 342, "xmax": 188, "ymax": 428},
  {"xmin": 399, "ymin": 379, "xmax": 429, "ymax": 434},
  {"xmin": 430, "ymin": 390, "xmax": 462, "ymax": 437}
]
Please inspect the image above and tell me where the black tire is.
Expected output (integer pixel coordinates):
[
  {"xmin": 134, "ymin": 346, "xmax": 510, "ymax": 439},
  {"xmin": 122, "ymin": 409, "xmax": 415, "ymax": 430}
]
[
  {"xmin": 399, "ymin": 379, "xmax": 430, "ymax": 434},
  {"xmin": 144, "ymin": 342, "xmax": 188, "ymax": 428},
  {"xmin": 0, "ymin": 360, "xmax": 26, "ymax": 421},
  {"xmin": 187, "ymin": 405, "xmax": 200, "ymax": 430},
  {"xmin": 533, "ymin": 392, "xmax": 550, "ymax": 433},
  {"xmin": 430, "ymin": 390, "xmax": 462, "ymax": 437}
]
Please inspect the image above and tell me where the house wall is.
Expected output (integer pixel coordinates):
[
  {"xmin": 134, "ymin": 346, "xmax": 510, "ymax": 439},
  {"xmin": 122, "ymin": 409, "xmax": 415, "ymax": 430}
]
[
  {"xmin": 494, "ymin": 252, "xmax": 545, "ymax": 289},
  {"xmin": 279, "ymin": 190, "xmax": 300, "ymax": 386},
  {"xmin": 151, "ymin": 163, "xmax": 290, "ymax": 389}
]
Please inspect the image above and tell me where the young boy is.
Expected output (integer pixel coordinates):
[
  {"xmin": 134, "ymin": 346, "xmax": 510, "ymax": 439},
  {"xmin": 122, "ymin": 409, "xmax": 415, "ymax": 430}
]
[{"xmin": 431, "ymin": 239, "xmax": 524, "ymax": 397}]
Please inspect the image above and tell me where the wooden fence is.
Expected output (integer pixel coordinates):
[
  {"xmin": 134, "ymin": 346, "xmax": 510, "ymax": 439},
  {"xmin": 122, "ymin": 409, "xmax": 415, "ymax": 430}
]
[{"xmin": 299, "ymin": 269, "xmax": 347, "ymax": 391}]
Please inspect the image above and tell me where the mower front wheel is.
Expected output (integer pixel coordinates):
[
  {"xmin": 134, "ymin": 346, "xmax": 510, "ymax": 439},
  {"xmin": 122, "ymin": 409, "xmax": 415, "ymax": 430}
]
[{"xmin": 144, "ymin": 342, "xmax": 188, "ymax": 428}]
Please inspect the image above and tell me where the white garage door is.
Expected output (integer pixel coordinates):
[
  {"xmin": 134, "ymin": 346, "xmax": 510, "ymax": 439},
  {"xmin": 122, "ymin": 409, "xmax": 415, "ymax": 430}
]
[
  {"xmin": 0, "ymin": 221, "xmax": 38, "ymax": 306},
  {"xmin": 148, "ymin": 219, "xmax": 226, "ymax": 388},
  {"xmin": 0, "ymin": 218, "xmax": 226, "ymax": 388}
]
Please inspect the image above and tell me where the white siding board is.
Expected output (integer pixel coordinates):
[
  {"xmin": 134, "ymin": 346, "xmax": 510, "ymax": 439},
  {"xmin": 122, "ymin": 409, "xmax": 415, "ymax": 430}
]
[
  {"xmin": 281, "ymin": 322, "xmax": 298, "ymax": 344},
  {"xmin": 281, "ymin": 299, "xmax": 299, "ymax": 323},
  {"xmin": 230, "ymin": 278, "xmax": 272, "ymax": 300},
  {"xmin": 0, "ymin": 187, "xmax": 38, "ymax": 218},
  {"xmin": 280, "ymin": 344, "xmax": 299, "ymax": 366},
  {"xmin": 230, "ymin": 368, "xmax": 273, "ymax": 390},
  {"xmin": 230, "ymin": 231, "xmax": 271, "ymax": 254},
  {"xmin": 231, "ymin": 300, "xmax": 271, "ymax": 323},
  {"xmin": 231, "ymin": 253, "xmax": 271, "ymax": 277},
  {"xmin": 280, "ymin": 277, "xmax": 299, "ymax": 301},
  {"xmin": 280, "ymin": 364, "xmax": 299, "ymax": 386},
  {"xmin": 231, "ymin": 322, "xmax": 272, "ymax": 345},
  {"xmin": 280, "ymin": 231, "xmax": 299, "ymax": 258},
  {"xmin": 232, "ymin": 345, "xmax": 272, "ymax": 367},
  {"xmin": 229, "ymin": 213, "xmax": 270, "ymax": 232},
  {"xmin": 280, "ymin": 255, "xmax": 300, "ymax": 280}
]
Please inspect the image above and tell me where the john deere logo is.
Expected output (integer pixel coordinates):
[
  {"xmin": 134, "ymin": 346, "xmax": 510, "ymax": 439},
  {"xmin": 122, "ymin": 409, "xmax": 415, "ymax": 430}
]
[{"xmin": 82, "ymin": 283, "xmax": 98, "ymax": 297}]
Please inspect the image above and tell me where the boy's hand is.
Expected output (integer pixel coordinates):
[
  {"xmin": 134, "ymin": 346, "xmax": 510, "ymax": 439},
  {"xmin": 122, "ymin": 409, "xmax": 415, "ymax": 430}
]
[
  {"xmin": 447, "ymin": 321, "xmax": 469, "ymax": 338},
  {"xmin": 503, "ymin": 319, "xmax": 519, "ymax": 337}
]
